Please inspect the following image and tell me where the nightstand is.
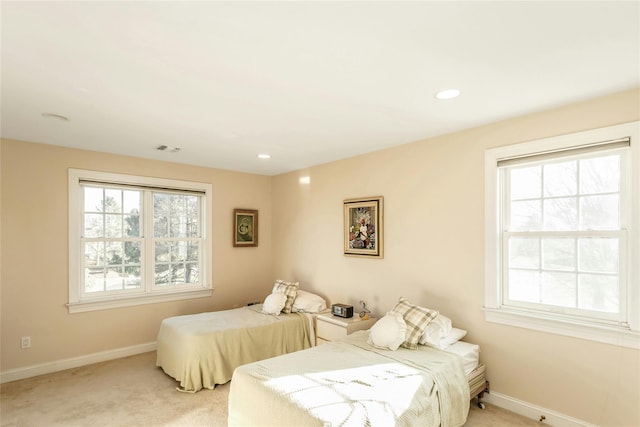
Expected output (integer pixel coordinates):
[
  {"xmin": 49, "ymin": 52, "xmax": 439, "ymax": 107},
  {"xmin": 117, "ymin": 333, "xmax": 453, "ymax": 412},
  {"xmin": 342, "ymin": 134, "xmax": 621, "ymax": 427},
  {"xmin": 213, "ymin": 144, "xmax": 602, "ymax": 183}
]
[{"xmin": 315, "ymin": 311, "xmax": 377, "ymax": 345}]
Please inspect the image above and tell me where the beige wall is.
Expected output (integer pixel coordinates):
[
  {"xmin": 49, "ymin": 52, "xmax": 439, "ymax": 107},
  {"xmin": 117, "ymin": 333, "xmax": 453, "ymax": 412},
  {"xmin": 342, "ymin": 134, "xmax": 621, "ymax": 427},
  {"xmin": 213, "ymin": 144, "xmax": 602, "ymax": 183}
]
[
  {"xmin": 0, "ymin": 141, "xmax": 274, "ymax": 370},
  {"xmin": 271, "ymin": 89, "xmax": 640, "ymax": 426}
]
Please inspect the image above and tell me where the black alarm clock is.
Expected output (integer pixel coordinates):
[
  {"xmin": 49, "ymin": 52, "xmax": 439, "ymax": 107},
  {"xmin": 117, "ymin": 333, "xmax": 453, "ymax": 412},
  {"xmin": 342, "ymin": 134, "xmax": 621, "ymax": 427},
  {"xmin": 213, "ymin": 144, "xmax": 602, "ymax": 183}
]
[{"xmin": 331, "ymin": 303, "xmax": 354, "ymax": 318}]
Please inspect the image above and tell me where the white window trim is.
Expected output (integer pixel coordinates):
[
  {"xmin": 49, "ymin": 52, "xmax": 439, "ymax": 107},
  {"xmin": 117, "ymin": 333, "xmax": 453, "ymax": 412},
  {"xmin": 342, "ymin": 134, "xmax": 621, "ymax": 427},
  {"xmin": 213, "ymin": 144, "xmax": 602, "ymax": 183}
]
[
  {"xmin": 484, "ymin": 121, "xmax": 640, "ymax": 349},
  {"xmin": 68, "ymin": 169, "xmax": 214, "ymax": 314}
]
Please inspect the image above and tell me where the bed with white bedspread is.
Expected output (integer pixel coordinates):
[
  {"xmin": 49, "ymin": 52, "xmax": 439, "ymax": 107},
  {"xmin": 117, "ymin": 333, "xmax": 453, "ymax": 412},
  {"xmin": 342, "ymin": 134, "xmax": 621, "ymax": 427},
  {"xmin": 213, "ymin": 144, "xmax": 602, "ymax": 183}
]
[{"xmin": 228, "ymin": 330, "xmax": 471, "ymax": 427}]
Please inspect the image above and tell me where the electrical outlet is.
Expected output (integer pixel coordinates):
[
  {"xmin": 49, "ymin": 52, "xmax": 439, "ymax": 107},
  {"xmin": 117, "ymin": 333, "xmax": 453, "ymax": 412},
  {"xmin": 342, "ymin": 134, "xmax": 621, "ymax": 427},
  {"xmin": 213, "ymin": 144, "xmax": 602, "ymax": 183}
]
[{"xmin": 21, "ymin": 336, "xmax": 31, "ymax": 349}]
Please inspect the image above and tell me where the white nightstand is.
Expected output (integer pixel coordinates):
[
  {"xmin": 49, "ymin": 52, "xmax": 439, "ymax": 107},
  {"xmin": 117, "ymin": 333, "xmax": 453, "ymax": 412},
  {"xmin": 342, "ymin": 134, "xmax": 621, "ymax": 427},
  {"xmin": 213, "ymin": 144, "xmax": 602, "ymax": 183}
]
[{"xmin": 315, "ymin": 311, "xmax": 377, "ymax": 345}]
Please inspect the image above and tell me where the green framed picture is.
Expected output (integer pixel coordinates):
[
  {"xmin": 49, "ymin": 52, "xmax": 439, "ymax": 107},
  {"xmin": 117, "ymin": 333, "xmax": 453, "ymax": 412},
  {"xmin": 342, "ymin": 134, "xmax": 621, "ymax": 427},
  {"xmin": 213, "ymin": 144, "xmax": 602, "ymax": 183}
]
[{"xmin": 233, "ymin": 208, "xmax": 258, "ymax": 247}]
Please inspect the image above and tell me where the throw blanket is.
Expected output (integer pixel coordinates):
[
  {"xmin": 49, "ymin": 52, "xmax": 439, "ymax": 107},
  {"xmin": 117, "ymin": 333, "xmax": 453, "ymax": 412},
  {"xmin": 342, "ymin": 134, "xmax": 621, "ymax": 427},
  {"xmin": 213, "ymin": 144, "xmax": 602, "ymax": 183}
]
[
  {"xmin": 228, "ymin": 330, "xmax": 470, "ymax": 426},
  {"xmin": 156, "ymin": 305, "xmax": 312, "ymax": 392}
]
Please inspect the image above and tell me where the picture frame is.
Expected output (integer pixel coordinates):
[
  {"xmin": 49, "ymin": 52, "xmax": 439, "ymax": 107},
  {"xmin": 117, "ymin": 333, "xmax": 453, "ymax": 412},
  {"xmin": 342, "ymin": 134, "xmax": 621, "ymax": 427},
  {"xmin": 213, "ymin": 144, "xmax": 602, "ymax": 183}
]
[
  {"xmin": 343, "ymin": 196, "xmax": 383, "ymax": 258},
  {"xmin": 233, "ymin": 208, "xmax": 258, "ymax": 247}
]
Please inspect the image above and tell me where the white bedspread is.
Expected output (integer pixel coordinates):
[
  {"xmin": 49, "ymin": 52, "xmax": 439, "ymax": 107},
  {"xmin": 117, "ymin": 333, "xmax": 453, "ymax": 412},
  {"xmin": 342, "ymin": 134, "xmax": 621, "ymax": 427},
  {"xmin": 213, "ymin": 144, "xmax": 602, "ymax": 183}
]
[
  {"xmin": 156, "ymin": 305, "xmax": 312, "ymax": 392},
  {"xmin": 228, "ymin": 330, "xmax": 470, "ymax": 427}
]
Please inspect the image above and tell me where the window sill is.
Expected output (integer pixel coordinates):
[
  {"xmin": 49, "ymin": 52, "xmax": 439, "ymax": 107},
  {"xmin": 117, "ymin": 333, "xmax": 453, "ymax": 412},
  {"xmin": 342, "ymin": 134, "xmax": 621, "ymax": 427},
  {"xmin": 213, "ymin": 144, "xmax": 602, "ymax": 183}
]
[
  {"xmin": 484, "ymin": 307, "xmax": 640, "ymax": 349},
  {"xmin": 67, "ymin": 288, "xmax": 214, "ymax": 314}
]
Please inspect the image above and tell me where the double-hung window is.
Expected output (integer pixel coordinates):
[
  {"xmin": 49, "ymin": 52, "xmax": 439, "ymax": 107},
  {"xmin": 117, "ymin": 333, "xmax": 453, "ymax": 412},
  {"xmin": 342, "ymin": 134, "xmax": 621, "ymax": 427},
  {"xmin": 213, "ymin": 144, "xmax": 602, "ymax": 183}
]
[
  {"xmin": 485, "ymin": 122, "xmax": 639, "ymax": 348},
  {"xmin": 68, "ymin": 169, "xmax": 213, "ymax": 313}
]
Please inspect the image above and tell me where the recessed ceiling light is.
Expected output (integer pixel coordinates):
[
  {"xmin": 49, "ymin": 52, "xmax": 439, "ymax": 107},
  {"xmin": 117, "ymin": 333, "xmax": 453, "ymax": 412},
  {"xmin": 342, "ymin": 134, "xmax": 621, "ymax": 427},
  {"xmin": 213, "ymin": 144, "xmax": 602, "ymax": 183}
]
[
  {"xmin": 435, "ymin": 89, "xmax": 461, "ymax": 100},
  {"xmin": 257, "ymin": 154, "xmax": 271, "ymax": 159},
  {"xmin": 42, "ymin": 112, "xmax": 70, "ymax": 121}
]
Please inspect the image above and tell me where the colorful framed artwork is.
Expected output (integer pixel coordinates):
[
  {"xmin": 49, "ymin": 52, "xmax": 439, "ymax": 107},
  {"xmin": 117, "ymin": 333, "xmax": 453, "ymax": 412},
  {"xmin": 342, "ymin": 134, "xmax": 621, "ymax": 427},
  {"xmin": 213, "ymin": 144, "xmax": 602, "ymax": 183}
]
[
  {"xmin": 233, "ymin": 208, "xmax": 258, "ymax": 247},
  {"xmin": 343, "ymin": 196, "xmax": 383, "ymax": 258}
]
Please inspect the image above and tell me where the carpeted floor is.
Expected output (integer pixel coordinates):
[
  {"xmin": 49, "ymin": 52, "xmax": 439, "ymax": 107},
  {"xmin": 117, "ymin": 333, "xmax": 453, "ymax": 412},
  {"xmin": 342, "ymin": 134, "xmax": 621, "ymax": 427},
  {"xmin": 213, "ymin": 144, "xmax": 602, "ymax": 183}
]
[{"xmin": 1, "ymin": 351, "xmax": 539, "ymax": 426}]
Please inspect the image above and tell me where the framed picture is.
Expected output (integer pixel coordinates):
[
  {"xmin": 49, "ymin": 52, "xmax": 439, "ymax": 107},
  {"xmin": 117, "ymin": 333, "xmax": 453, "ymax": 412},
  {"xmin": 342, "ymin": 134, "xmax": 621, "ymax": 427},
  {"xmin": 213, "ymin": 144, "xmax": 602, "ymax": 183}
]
[
  {"xmin": 233, "ymin": 209, "xmax": 258, "ymax": 247},
  {"xmin": 344, "ymin": 196, "xmax": 383, "ymax": 258}
]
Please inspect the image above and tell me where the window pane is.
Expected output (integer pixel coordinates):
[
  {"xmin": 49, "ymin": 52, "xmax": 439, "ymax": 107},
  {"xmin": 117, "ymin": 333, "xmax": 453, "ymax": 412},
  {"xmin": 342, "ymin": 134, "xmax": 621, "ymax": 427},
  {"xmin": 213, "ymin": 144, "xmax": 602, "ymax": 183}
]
[
  {"xmin": 541, "ymin": 271, "xmax": 576, "ymax": 308},
  {"xmin": 106, "ymin": 267, "xmax": 124, "ymax": 290},
  {"xmin": 84, "ymin": 213, "xmax": 103, "ymax": 238},
  {"xmin": 106, "ymin": 242, "xmax": 123, "ymax": 266},
  {"xmin": 155, "ymin": 242, "xmax": 170, "ymax": 262},
  {"xmin": 542, "ymin": 238, "xmax": 576, "ymax": 271},
  {"xmin": 187, "ymin": 196, "xmax": 200, "ymax": 237},
  {"xmin": 170, "ymin": 216, "xmax": 186, "ymax": 238},
  {"xmin": 187, "ymin": 242, "xmax": 199, "ymax": 261},
  {"xmin": 155, "ymin": 264, "xmax": 170, "ymax": 285},
  {"xmin": 578, "ymin": 274, "xmax": 619, "ymax": 313},
  {"xmin": 84, "ymin": 187, "xmax": 103, "ymax": 212},
  {"xmin": 124, "ymin": 266, "xmax": 141, "ymax": 289},
  {"xmin": 104, "ymin": 189, "xmax": 122, "ymax": 213},
  {"xmin": 580, "ymin": 195, "xmax": 619, "ymax": 230},
  {"xmin": 154, "ymin": 194, "xmax": 170, "ymax": 238},
  {"xmin": 105, "ymin": 214, "xmax": 123, "ymax": 238},
  {"xmin": 185, "ymin": 263, "xmax": 199, "ymax": 283},
  {"xmin": 171, "ymin": 241, "xmax": 187, "ymax": 262},
  {"xmin": 510, "ymin": 166, "xmax": 541, "ymax": 200},
  {"xmin": 544, "ymin": 161, "xmax": 576, "ymax": 197},
  {"xmin": 510, "ymin": 200, "xmax": 541, "ymax": 231},
  {"xmin": 508, "ymin": 270, "xmax": 540, "ymax": 303},
  {"xmin": 543, "ymin": 197, "xmax": 577, "ymax": 230},
  {"xmin": 124, "ymin": 241, "xmax": 141, "ymax": 264},
  {"xmin": 172, "ymin": 264, "xmax": 186, "ymax": 283},
  {"xmin": 580, "ymin": 155, "xmax": 620, "ymax": 195},
  {"xmin": 154, "ymin": 215, "xmax": 169, "ymax": 237},
  {"xmin": 124, "ymin": 214, "xmax": 140, "ymax": 237},
  {"xmin": 154, "ymin": 193, "xmax": 170, "ymax": 215},
  {"xmin": 85, "ymin": 270, "xmax": 105, "ymax": 293},
  {"xmin": 84, "ymin": 242, "xmax": 105, "ymax": 267},
  {"xmin": 509, "ymin": 237, "xmax": 539, "ymax": 269},
  {"xmin": 123, "ymin": 190, "xmax": 140, "ymax": 214},
  {"xmin": 579, "ymin": 238, "xmax": 619, "ymax": 273}
]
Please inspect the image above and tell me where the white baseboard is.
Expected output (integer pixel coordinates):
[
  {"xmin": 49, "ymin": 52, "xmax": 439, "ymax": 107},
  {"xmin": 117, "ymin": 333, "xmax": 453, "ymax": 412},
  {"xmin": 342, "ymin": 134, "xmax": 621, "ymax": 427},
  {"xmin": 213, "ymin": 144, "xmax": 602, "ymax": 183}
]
[
  {"xmin": 483, "ymin": 391, "xmax": 598, "ymax": 427},
  {"xmin": 0, "ymin": 342, "xmax": 157, "ymax": 384}
]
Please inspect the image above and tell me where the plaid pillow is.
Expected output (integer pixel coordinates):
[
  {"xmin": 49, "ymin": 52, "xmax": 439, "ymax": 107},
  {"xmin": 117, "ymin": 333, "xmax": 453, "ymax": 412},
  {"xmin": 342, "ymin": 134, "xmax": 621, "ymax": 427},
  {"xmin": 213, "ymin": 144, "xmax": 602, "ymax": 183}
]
[
  {"xmin": 390, "ymin": 297, "xmax": 438, "ymax": 349},
  {"xmin": 271, "ymin": 280, "xmax": 299, "ymax": 314}
]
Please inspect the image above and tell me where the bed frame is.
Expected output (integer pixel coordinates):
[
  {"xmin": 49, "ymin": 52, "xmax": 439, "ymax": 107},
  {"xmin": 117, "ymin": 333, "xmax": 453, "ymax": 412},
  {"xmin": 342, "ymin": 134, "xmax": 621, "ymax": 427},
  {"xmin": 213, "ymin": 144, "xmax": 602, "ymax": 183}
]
[{"xmin": 468, "ymin": 363, "xmax": 490, "ymax": 409}]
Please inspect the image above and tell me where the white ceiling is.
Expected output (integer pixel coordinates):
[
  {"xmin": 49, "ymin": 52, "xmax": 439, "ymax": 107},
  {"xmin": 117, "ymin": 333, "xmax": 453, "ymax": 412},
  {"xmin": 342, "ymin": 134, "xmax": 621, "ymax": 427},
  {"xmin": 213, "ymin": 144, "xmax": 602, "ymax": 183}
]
[{"xmin": 1, "ymin": 1, "xmax": 639, "ymax": 176}]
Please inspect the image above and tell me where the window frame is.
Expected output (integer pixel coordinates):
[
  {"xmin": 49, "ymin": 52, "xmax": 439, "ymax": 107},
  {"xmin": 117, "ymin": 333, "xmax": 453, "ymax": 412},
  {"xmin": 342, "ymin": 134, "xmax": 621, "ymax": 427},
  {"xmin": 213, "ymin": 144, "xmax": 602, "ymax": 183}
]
[
  {"xmin": 484, "ymin": 121, "xmax": 640, "ymax": 349},
  {"xmin": 68, "ymin": 169, "xmax": 213, "ymax": 313}
]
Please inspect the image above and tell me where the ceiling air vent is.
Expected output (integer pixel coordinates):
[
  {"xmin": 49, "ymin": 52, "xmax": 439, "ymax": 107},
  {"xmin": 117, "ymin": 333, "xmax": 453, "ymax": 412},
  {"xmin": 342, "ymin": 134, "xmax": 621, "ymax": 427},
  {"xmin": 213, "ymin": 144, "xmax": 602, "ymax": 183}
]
[{"xmin": 156, "ymin": 145, "xmax": 181, "ymax": 153}]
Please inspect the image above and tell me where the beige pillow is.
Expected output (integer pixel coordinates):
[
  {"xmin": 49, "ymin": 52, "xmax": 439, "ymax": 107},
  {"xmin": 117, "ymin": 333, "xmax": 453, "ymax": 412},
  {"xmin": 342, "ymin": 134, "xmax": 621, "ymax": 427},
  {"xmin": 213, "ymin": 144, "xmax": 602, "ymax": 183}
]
[
  {"xmin": 271, "ymin": 279, "xmax": 299, "ymax": 314},
  {"xmin": 390, "ymin": 297, "xmax": 438, "ymax": 350}
]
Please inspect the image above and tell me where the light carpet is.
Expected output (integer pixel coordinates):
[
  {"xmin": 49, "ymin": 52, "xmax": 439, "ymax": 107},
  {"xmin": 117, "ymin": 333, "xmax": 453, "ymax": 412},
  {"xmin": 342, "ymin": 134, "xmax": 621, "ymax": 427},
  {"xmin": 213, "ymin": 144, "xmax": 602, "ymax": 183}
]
[{"xmin": 1, "ymin": 351, "xmax": 539, "ymax": 426}]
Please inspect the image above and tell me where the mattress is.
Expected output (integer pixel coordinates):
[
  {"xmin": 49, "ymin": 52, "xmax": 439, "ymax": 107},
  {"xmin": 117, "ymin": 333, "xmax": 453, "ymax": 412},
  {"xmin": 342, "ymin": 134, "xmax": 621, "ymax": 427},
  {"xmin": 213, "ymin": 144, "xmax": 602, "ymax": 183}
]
[{"xmin": 442, "ymin": 340, "xmax": 480, "ymax": 375}]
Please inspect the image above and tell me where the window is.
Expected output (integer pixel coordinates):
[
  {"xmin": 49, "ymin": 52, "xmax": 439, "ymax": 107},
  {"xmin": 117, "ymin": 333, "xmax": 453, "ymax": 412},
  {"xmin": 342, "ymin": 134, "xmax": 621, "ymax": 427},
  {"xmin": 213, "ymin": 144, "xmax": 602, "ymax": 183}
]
[
  {"xmin": 68, "ymin": 169, "xmax": 213, "ymax": 313},
  {"xmin": 485, "ymin": 122, "xmax": 639, "ymax": 348}
]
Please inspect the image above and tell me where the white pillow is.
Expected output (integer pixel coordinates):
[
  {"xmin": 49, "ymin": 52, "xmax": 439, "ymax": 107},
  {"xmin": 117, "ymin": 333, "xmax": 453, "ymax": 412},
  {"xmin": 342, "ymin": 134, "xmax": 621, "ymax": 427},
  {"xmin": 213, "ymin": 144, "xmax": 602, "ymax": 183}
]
[
  {"xmin": 442, "ymin": 328, "xmax": 467, "ymax": 347},
  {"xmin": 425, "ymin": 327, "xmax": 468, "ymax": 350},
  {"xmin": 419, "ymin": 314, "xmax": 453, "ymax": 346},
  {"xmin": 292, "ymin": 290, "xmax": 327, "ymax": 313},
  {"xmin": 262, "ymin": 292, "xmax": 287, "ymax": 315},
  {"xmin": 367, "ymin": 312, "xmax": 407, "ymax": 351}
]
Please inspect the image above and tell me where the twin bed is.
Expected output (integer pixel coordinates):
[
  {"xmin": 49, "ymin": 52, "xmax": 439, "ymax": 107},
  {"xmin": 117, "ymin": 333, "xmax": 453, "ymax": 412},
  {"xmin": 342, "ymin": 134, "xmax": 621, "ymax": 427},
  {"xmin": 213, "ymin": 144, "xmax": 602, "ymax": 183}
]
[
  {"xmin": 157, "ymin": 290, "xmax": 488, "ymax": 426},
  {"xmin": 228, "ymin": 330, "xmax": 476, "ymax": 426},
  {"xmin": 156, "ymin": 304, "xmax": 314, "ymax": 392}
]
